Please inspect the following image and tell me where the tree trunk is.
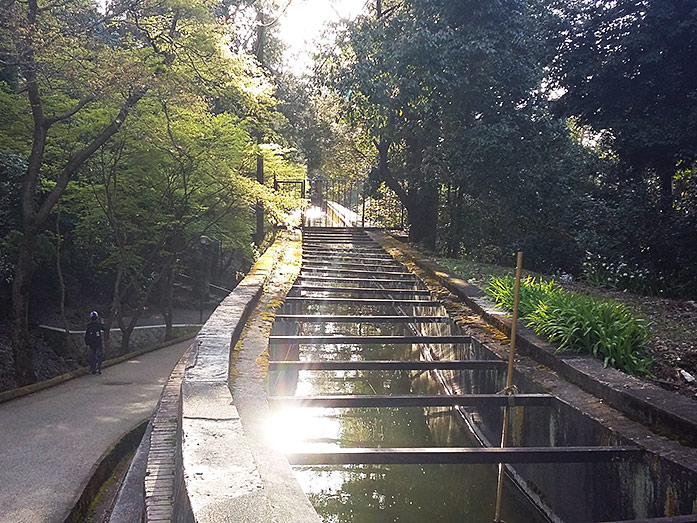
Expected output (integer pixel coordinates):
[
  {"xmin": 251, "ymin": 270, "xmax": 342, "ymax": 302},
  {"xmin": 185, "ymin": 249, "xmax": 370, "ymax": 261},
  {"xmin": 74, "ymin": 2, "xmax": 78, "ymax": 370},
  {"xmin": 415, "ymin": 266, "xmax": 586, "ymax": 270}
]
[
  {"xmin": 10, "ymin": 87, "xmax": 145, "ymax": 385},
  {"xmin": 255, "ymin": 153, "xmax": 264, "ymax": 247},
  {"xmin": 11, "ymin": 229, "xmax": 39, "ymax": 385},
  {"xmin": 446, "ymin": 183, "xmax": 455, "ymax": 257},
  {"xmin": 408, "ymin": 186, "xmax": 439, "ymax": 251},
  {"xmin": 404, "ymin": 133, "xmax": 437, "ymax": 250},
  {"xmin": 55, "ymin": 209, "xmax": 74, "ymax": 360},
  {"xmin": 161, "ymin": 269, "xmax": 174, "ymax": 341},
  {"xmin": 119, "ymin": 312, "xmax": 143, "ymax": 354},
  {"xmin": 656, "ymin": 163, "xmax": 674, "ymax": 216},
  {"xmin": 654, "ymin": 162, "xmax": 676, "ymax": 273}
]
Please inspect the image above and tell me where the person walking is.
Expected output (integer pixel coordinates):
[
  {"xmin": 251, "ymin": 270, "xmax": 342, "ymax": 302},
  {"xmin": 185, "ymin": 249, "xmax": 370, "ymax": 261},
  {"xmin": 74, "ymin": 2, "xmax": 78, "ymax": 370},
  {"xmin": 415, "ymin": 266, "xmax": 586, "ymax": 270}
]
[{"xmin": 85, "ymin": 311, "xmax": 106, "ymax": 375}]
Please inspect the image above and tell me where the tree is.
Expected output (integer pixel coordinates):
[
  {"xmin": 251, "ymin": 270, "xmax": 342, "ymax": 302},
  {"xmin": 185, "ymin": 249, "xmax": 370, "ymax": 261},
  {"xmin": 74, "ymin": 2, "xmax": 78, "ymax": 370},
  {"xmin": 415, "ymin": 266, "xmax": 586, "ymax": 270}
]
[
  {"xmin": 548, "ymin": 0, "xmax": 697, "ymax": 213},
  {"xmin": 60, "ymin": 71, "xmax": 302, "ymax": 353},
  {"xmin": 327, "ymin": 1, "xmax": 558, "ymax": 250},
  {"xmin": 0, "ymin": 0, "xmax": 235, "ymax": 384}
]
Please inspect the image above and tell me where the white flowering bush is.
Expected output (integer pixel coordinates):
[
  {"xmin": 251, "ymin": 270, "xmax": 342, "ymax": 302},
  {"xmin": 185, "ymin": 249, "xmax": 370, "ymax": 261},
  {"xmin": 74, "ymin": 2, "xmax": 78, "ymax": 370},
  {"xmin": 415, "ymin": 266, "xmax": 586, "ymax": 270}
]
[{"xmin": 582, "ymin": 253, "xmax": 665, "ymax": 295}]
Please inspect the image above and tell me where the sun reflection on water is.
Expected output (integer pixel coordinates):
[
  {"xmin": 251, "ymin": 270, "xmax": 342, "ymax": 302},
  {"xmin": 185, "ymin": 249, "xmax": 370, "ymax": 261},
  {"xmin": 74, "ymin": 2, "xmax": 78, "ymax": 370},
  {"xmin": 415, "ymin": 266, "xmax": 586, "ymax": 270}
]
[{"xmin": 265, "ymin": 406, "xmax": 342, "ymax": 453}]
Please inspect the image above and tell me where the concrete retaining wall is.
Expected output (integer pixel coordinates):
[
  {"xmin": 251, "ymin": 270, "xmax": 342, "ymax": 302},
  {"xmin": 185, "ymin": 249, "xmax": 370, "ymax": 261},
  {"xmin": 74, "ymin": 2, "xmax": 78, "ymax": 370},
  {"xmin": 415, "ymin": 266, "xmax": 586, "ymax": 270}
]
[
  {"xmin": 39, "ymin": 324, "xmax": 199, "ymax": 362},
  {"xmin": 167, "ymin": 234, "xmax": 291, "ymax": 522},
  {"xmin": 373, "ymin": 231, "xmax": 697, "ymax": 521}
]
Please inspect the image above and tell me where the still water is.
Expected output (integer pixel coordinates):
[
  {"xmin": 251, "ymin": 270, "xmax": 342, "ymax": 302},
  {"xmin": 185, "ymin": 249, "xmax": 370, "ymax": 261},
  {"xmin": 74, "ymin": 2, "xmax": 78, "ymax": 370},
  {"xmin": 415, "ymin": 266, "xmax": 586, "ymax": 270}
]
[{"xmin": 269, "ymin": 317, "xmax": 540, "ymax": 523}]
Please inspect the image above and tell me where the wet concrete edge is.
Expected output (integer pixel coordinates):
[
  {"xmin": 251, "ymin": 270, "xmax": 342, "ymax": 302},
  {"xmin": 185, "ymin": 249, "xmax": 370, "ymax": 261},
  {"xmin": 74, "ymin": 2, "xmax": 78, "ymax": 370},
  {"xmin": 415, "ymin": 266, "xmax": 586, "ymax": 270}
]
[
  {"xmin": 175, "ymin": 232, "xmax": 315, "ymax": 523},
  {"xmin": 370, "ymin": 231, "xmax": 697, "ymax": 448},
  {"xmin": 109, "ymin": 419, "xmax": 153, "ymax": 522}
]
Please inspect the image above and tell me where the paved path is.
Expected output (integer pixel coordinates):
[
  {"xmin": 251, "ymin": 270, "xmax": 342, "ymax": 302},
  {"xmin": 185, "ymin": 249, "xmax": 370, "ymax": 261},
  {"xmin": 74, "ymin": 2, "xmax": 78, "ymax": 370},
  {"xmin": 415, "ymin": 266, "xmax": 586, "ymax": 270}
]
[{"xmin": 0, "ymin": 339, "xmax": 192, "ymax": 523}]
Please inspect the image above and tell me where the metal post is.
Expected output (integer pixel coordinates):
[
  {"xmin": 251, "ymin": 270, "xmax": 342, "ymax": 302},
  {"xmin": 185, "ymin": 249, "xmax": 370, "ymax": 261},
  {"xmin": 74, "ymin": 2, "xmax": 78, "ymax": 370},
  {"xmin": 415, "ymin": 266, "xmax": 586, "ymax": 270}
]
[
  {"xmin": 255, "ymin": 153, "xmax": 264, "ymax": 246},
  {"xmin": 199, "ymin": 247, "xmax": 205, "ymax": 324},
  {"xmin": 494, "ymin": 251, "xmax": 523, "ymax": 523},
  {"xmin": 362, "ymin": 196, "xmax": 366, "ymax": 228}
]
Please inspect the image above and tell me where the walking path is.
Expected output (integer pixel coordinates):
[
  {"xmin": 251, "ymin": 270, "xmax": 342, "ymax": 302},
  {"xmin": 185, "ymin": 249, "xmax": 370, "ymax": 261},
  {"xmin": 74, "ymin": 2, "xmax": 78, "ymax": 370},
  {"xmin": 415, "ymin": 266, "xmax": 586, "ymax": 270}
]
[{"xmin": 0, "ymin": 339, "xmax": 192, "ymax": 523}]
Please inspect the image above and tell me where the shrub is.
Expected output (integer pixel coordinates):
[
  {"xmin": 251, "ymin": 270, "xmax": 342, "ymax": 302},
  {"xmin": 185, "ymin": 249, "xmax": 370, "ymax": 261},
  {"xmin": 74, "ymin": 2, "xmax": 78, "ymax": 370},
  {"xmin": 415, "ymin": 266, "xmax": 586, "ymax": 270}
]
[
  {"xmin": 486, "ymin": 276, "xmax": 652, "ymax": 376},
  {"xmin": 581, "ymin": 253, "xmax": 669, "ymax": 296}
]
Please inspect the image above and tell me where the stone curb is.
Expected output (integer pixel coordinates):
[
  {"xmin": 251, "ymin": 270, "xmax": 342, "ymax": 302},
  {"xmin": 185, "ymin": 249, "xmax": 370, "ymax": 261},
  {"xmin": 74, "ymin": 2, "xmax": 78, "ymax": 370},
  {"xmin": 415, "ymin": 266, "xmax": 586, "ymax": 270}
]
[
  {"xmin": 371, "ymin": 231, "xmax": 697, "ymax": 447},
  {"xmin": 0, "ymin": 332, "xmax": 198, "ymax": 405},
  {"xmin": 176, "ymin": 233, "xmax": 292, "ymax": 522},
  {"xmin": 64, "ymin": 418, "xmax": 150, "ymax": 523},
  {"xmin": 143, "ymin": 345, "xmax": 194, "ymax": 522}
]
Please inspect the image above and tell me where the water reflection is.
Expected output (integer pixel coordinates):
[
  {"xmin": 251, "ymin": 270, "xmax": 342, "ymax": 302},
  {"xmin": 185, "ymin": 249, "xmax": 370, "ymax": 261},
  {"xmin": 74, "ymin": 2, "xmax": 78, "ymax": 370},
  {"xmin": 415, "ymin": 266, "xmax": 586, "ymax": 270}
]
[
  {"xmin": 271, "ymin": 233, "xmax": 539, "ymax": 522},
  {"xmin": 267, "ymin": 345, "xmax": 537, "ymax": 522}
]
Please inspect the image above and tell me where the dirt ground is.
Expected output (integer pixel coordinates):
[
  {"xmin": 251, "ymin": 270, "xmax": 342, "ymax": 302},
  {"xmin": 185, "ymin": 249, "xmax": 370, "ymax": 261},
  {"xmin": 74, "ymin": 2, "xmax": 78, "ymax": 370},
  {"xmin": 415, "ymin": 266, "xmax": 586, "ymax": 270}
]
[
  {"xmin": 437, "ymin": 257, "xmax": 697, "ymax": 400},
  {"xmin": 563, "ymin": 282, "xmax": 697, "ymax": 399}
]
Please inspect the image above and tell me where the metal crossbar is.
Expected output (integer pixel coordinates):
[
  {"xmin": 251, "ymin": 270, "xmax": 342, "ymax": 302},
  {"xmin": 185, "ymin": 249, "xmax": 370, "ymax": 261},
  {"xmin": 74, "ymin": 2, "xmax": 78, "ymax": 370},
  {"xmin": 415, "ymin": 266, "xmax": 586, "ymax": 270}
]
[
  {"xmin": 282, "ymin": 297, "xmax": 441, "ymax": 307},
  {"xmin": 269, "ymin": 335, "xmax": 471, "ymax": 345},
  {"xmin": 295, "ymin": 276, "xmax": 423, "ymax": 286},
  {"xmin": 303, "ymin": 251, "xmax": 393, "ymax": 258},
  {"xmin": 300, "ymin": 268, "xmax": 414, "ymax": 278},
  {"xmin": 269, "ymin": 394, "xmax": 554, "ymax": 408},
  {"xmin": 303, "ymin": 249, "xmax": 389, "ymax": 255},
  {"xmin": 291, "ymin": 285, "xmax": 430, "ymax": 296},
  {"xmin": 303, "ymin": 261, "xmax": 405, "ymax": 270},
  {"xmin": 286, "ymin": 446, "xmax": 642, "ymax": 465},
  {"xmin": 303, "ymin": 255, "xmax": 396, "ymax": 263},
  {"xmin": 268, "ymin": 360, "xmax": 505, "ymax": 371},
  {"xmin": 303, "ymin": 240, "xmax": 376, "ymax": 244},
  {"xmin": 274, "ymin": 315, "xmax": 450, "ymax": 323},
  {"xmin": 302, "ymin": 247, "xmax": 386, "ymax": 253},
  {"xmin": 272, "ymin": 227, "xmax": 643, "ymax": 494}
]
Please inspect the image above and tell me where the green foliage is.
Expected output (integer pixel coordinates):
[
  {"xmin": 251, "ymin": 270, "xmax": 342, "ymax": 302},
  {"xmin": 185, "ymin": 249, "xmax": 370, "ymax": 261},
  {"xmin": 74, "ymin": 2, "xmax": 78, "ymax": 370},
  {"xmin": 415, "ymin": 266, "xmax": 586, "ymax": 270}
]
[
  {"xmin": 0, "ymin": 0, "xmax": 306, "ymax": 320},
  {"xmin": 486, "ymin": 276, "xmax": 653, "ymax": 376},
  {"xmin": 546, "ymin": 0, "xmax": 697, "ymax": 293},
  {"xmin": 438, "ymin": 258, "xmax": 524, "ymax": 289},
  {"xmin": 549, "ymin": 0, "xmax": 697, "ymax": 175},
  {"xmin": 364, "ymin": 182, "xmax": 403, "ymax": 228},
  {"xmin": 572, "ymin": 170, "xmax": 697, "ymax": 297},
  {"xmin": 581, "ymin": 254, "xmax": 671, "ymax": 297},
  {"xmin": 487, "ymin": 276, "xmax": 558, "ymax": 319},
  {"xmin": 321, "ymin": 0, "xmax": 596, "ymax": 259},
  {"xmin": 0, "ymin": 154, "xmax": 24, "ymax": 232}
]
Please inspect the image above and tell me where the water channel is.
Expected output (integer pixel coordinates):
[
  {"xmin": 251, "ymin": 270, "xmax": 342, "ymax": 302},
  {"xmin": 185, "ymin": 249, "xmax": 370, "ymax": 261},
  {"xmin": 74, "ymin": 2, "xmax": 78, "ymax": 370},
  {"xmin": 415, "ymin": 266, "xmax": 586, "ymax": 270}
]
[{"xmin": 268, "ymin": 229, "xmax": 542, "ymax": 522}]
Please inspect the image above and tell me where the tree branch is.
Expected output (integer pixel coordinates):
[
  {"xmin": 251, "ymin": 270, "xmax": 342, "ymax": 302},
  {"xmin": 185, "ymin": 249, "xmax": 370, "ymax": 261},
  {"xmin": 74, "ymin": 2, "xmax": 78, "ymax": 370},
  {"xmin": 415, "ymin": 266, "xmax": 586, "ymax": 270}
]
[
  {"xmin": 46, "ymin": 95, "xmax": 96, "ymax": 125},
  {"xmin": 36, "ymin": 87, "xmax": 148, "ymax": 224}
]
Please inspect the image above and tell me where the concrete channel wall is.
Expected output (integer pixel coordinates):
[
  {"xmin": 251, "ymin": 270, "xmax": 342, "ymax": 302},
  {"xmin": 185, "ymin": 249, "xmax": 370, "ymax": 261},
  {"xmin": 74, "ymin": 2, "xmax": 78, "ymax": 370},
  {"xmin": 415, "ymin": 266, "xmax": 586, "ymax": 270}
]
[
  {"xmin": 140, "ymin": 233, "xmax": 316, "ymax": 522},
  {"xmin": 371, "ymin": 231, "xmax": 697, "ymax": 521}
]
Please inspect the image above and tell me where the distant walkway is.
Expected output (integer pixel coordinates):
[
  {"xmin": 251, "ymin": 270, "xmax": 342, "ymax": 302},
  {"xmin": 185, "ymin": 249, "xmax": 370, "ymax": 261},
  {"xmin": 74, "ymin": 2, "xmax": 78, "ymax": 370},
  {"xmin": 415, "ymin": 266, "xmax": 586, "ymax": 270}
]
[{"xmin": 0, "ymin": 339, "xmax": 192, "ymax": 523}]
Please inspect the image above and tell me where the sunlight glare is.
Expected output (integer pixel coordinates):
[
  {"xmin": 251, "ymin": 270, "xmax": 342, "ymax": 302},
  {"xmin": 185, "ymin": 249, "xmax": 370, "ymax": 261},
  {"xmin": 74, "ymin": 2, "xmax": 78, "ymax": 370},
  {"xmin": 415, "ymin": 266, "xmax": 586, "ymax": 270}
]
[
  {"xmin": 278, "ymin": 0, "xmax": 367, "ymax": 75},
  {"xmin": 265, "ymin": 407, "xmax": 342, "ymax": 452},
  {"xmin": 305, "ymin": 205, "xmax": 324, "ymax": 220}
]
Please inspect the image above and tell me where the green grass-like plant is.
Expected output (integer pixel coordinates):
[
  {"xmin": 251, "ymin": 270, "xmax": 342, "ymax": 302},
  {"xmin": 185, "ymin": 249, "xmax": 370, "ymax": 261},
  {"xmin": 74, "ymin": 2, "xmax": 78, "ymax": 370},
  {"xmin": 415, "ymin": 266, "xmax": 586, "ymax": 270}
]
[{"xmin": 486, "ymin": 276, "xmax": 652, "ymax": 376}]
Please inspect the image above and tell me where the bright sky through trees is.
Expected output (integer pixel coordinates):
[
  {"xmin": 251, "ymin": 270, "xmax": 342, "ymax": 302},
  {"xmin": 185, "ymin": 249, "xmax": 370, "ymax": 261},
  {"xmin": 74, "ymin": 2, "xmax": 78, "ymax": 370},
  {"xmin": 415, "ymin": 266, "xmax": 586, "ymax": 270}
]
[{"xmin": 278, "ymin": 0, "xmax": 366, "ymax": 74}]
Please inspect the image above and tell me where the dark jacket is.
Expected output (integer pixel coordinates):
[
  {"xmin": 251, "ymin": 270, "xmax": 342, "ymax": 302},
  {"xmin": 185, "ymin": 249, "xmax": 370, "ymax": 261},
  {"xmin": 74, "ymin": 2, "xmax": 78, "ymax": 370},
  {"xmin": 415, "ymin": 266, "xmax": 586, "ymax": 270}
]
[{"xmin": 85, "ymin": 320, "xmax": 106, "ymax": 348}]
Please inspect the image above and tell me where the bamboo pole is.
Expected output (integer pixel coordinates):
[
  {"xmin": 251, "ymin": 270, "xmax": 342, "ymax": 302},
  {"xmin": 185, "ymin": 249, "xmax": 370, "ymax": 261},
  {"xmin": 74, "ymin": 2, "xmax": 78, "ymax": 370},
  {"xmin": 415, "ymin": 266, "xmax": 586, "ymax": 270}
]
[{"xmin": 494, "ymin": 251, "xmax": 523, "ymax": 523}]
